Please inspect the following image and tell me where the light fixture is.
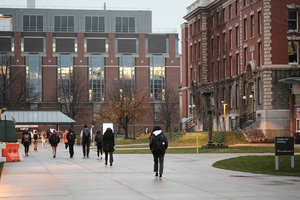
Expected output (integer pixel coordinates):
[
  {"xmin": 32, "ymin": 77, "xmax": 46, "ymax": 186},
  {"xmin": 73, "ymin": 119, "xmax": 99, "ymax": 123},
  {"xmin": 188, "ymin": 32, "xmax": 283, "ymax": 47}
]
[
  {"xmin": 243, "ymin": 96, "xmax": 246, "ymax": 100},
  {"xmin": 249, "ymin": 94, "xmax": 253, "ymax": 99}
]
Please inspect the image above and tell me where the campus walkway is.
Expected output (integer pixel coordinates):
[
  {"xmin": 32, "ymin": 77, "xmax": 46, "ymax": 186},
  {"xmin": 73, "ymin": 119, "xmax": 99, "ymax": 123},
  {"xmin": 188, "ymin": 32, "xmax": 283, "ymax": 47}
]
[{"xmin": 0, "ymin": 143, "xmax": 299, "ymax": 200}]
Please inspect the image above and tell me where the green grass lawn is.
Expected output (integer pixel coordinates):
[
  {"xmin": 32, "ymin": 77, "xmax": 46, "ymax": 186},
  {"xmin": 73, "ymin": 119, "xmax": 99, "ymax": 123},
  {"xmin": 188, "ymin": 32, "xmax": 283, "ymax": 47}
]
[{"xmin": 213, "ymin": 155, "xmax": 300, "ymax": 177}]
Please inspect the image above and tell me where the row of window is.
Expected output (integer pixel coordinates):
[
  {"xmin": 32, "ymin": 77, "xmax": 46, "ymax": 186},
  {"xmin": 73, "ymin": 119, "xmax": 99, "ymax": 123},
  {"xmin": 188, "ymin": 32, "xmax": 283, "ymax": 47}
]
[
  {"xmin": 2, "ymin": 37, "xmax": 177, "ymax": 55},
  {"xmin": 2, "ymin": 55, "xmax": 166, "ymax": 103},
  {"xmin": 216, "ymin": 78, "xmax": 262, "ymax": 111},
  {"xmin": 23, "ymin": 15, "xmax": 135, "ymax": 33}
]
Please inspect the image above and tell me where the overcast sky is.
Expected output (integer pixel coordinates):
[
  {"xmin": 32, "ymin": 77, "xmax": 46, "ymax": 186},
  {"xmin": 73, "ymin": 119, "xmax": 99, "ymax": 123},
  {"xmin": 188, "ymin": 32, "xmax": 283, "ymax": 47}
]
[{"xmin": 0, "ymin": 0, "xmax": 196, "ymax": 36}]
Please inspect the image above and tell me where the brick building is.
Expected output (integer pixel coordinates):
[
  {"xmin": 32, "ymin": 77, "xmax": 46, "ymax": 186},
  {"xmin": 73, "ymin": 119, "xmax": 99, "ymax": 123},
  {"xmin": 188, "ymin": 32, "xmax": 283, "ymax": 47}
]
[
  {"xmin": 181, "ymin": 0, "xmax": 300, "ymax": 138},
  {"xmin": 0, "ymin": 4, "xmax": 180, "ymax": 133}
]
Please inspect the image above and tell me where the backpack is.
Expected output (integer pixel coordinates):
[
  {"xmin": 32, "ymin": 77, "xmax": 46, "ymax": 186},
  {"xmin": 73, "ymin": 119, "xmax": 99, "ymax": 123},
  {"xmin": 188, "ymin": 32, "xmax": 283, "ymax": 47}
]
[
  {"xmin": 152, "ymin": 134, "xmax": 166, "ymax": 152},
  {"xmin": 68, "ymin": 132, "xmax": 75, "ymax": 142},
  {"xmin": 24, "ymin": 134, "xmax": 30, "ymax": 143},
  {"xmin": 82, "ymin": 129, "xmax": 90, "ymax": 141},
  {"xmin": 49, "ymin": 134, "xmax": 59, "ymax": 144},
  {"xmin": 95, "ymin": 134, "xmax": 102, "ymax": 143},
  {"xmin": 33, "ymin": 134, "xmax": 38, "ymax": 140}
]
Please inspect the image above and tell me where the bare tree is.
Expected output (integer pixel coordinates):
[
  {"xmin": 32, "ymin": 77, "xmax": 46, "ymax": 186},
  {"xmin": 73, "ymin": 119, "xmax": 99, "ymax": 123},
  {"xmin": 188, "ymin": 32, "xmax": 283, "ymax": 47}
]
[
  {"xmin": 96, "ymin": 80, "xmax": 150, "ymax": 139},
  {"xmin": 58, "ymin": 70, "xmax": 88, "ymax": 119},
  {"xmin": 0, "ymin": 54, "xmax": 41, "ymax": 110},
  {"xmin": 157, "ymin": 86, "xmax": 180, "ymax": 132}
]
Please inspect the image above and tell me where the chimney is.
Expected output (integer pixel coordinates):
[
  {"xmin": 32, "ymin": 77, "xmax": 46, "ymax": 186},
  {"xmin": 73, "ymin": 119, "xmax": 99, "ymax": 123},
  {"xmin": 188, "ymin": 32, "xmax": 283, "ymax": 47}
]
[{"xmin": 27, "ymin": 0, "xmax": 35, "ymax": 8}]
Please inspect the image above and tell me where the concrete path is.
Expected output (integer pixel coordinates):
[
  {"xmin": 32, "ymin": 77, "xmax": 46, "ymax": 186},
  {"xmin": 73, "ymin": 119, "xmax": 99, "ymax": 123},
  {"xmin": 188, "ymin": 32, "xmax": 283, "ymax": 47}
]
[{"xmin": 0, "ymin": 143, "xmax": 299, "ymax": 200}]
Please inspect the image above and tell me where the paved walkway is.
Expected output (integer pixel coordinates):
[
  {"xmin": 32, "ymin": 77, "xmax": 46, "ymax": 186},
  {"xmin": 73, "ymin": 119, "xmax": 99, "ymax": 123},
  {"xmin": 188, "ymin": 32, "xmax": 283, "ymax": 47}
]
[{"xmin": 0, "ymin": 143, "xmax": 299, "ymax": 200}]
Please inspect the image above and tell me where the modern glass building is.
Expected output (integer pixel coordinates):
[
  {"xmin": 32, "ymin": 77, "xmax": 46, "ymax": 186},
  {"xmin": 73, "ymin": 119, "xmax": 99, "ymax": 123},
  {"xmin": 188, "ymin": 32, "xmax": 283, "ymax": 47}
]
[{"xmin": 0, "ymin": 5, "xmax": 180, "ymax": 133}]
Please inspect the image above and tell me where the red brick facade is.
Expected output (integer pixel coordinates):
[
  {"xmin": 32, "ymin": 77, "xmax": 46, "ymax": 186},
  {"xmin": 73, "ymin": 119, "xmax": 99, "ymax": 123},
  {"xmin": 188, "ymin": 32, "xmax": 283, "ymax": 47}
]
[{"xmin": 181, "ymin": 0, "xmax": 300, "ymax": 138}]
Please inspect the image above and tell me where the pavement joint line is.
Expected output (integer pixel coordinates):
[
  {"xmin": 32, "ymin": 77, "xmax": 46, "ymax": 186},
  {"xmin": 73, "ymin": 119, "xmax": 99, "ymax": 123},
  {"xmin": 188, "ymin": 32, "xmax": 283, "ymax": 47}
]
[{"xmin": 31, "ymin": 148, "xmax": 75, "ymax": 199}]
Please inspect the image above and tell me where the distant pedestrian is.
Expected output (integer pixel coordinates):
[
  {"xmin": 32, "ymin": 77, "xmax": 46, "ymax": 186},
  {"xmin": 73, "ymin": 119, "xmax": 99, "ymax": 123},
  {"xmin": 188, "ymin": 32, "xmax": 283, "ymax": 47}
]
[
  {"xmin": 103, "ymin": 128, "xmax": 115, "ymax": 166},
  {"xmin": 149, "ymin": 126, "xmax": 168, "ymax": 180},
  {"xmin": 41, "ymin": 130, "xmax": 46, "ymax": 147},
  {"xmin": 63, "ymin": 130, "xmax": 68, "ymax": 152},
  {"xmin": 32, "ymin": 130, "xmax": 39, "ymax": 151},
  {"xmin": 80, "ymin": 125, "xmax": 91, "ymax": 158},
  {"xmin": 21, "ymin": 130, "xmax": 31, "ymax": 156},
  {"xmin": 46, "ymin": 130, "xmax": 51, "ymax": 147},
  {"xmin": 67, "ymin": 127, "xmax": 76, "ymax": 158},
  {"xmin": 95, "ymin": 130, "xmax": 103, "ymax": 159},
  {"xmin": 49, "ymin": 131, "xmax": 60, "ymax": 158}
]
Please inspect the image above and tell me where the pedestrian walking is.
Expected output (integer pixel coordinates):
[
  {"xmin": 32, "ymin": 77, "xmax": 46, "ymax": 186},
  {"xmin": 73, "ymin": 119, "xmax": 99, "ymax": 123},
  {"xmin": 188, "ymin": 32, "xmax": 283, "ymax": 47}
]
[
  {"xmin": 49, "ymin": 131, "xmax": 60, "ymax": 158},
  {"xmin": 95, "ymin": 129, "xmax": 103, "ymax": 159},
  {"xmin": 103, "ymin": 128, "xmax": 115, "ymax": 166},
  {"xmin": 46, "ymin": 130, "xmax": 51, "ymax": 147},
  {"xmin": 149, "ymin": 126, "xmax": 168, "ymax": 180},
  {"xmin": 41, "ymin": 130, "xmax": 46, "ymax": 147},
  {"xmin": 32, "ymin": 130, "xmax": 39, "ymax": 151},
  {"xmin": 63, "ymin": 130, "xmax": 68, "ymax": 152},
  {"xmin": 21, "ymin": 130, "xmax": 31, "ymax": 156},
  {"xmin": 67, "ymin": 127, "xmax": 76, "ymax": 158},
  {"xmin": 80, "ymin": 125, "xmax": 91, "ymax": 157}
]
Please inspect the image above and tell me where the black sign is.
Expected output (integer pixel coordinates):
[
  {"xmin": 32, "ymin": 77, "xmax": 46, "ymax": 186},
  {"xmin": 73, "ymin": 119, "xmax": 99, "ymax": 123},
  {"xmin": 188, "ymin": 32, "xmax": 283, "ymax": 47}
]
[{"xmin": 275, "ymin": 137, "xmax": 294, "ymax": 156}]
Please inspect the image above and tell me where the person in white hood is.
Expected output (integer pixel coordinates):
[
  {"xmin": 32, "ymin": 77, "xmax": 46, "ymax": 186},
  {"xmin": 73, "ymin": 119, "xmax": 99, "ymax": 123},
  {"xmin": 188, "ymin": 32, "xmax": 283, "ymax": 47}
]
[{"xmin": 149, "ymin": 126, "xmax": 168, "ymax": 180}]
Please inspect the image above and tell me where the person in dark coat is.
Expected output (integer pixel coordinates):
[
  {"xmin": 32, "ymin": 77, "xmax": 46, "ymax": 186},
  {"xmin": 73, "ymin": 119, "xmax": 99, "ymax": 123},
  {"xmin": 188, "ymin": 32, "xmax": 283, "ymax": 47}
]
[
  {"xmin": 80, "ymin": 125, "xmax": 91, "ymax": 157},
  {"xmin": 103, "ymin": 128, "xmax": 115, "ymax": 166},
  {"xmin": 49, "ymin": 131, "xmax": 60, "ymax": 158},
  {"xmin": 149, "ymin": 126, "xmax": 168, "ymax": 180},
  {"xmin": 67, "ymin": 127, "xmax": 76, "ymax": 158},
  {"xmin": 95, "ymin": 129, "xmax": 103, "ymax": 159},
  {"xmin": 21, "ymin": 130, "xmax": 31, "ymax": 156}
]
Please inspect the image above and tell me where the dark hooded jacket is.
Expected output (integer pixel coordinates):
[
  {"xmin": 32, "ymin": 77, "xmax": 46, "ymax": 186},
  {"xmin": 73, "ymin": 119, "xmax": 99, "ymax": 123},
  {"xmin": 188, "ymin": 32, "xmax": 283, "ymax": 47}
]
[{"xmin": 103, "ymin": 128, "xmax": 115, "ymax": 152}]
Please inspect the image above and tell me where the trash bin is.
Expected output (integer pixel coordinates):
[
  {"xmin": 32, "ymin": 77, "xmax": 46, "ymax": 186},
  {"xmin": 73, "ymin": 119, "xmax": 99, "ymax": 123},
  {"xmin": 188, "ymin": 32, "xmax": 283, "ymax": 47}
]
[{"xmin": 295, "ymin": 133, "xmax": 300, "ymax": 144}]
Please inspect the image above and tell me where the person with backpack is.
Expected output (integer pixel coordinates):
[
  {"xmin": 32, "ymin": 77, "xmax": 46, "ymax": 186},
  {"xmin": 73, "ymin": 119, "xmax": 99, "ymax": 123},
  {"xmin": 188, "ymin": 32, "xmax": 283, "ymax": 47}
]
[
  {"xmin": 103, "ymin": 128, "xmax": 115, "ymax": 166},
  {"xmin": 32, "ymin": 130, "xmax": 39, "ymax": 151},
  {"xmin": 67, "ymin": 127, "xmax": 76, "ymax": 158},
  {"xmin": 49, "ymin": 131, "xmax": 60, "ymax": 158},
  {"xmin": 63, "ymin": 130, "xmax": 68, "ymax": 152},
  {"xmin": 149, "ymin": 126, "xmax": 168, "ymax": 180},
  {"xmin": 80, "ymin": 125, "xmax": 91, "ymax": 158},
  {"xmin": 22, "ymin": 130, "xmax": 31, "ymax": 156},
  {"xmin": 95, "ymin": 129, "xmax": 103, "ymax": 159}
]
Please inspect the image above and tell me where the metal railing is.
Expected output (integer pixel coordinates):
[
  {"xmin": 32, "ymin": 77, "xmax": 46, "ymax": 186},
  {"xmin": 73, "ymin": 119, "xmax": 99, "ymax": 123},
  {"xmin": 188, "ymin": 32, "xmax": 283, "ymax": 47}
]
[
  {"xmin": 231, "ymin": 112, "xmax": 256, "ymax": 130},
  {"xmin": 180, "ymin": 117, "xmax": 197, "ymax": 132}
]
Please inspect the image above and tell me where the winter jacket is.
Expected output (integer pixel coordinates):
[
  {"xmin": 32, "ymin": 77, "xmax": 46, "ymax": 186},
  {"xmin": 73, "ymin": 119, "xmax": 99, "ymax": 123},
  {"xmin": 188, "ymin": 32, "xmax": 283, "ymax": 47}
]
[
  {"xmin": 63, "ymin": 132, "xmax": 68, "ymax": 143},
  {"xmin": 67, "ymin": 130, "xmax": 76, "ymax": 145},
  {"xmin": 103, "ymin": 129, "xmax": 115, "ymax": 152},
  {"xmin": 95, "ymin": 130, "xmax": 103, "ymax": 146},
  {"xmin": 22, "ymin": 131, "xmax": 31, "ymax": 145},
  {"xmin": 149, "ymin": 129, "xmax": 168, "ymax": 155},
  {"xmin": 80, "ymin": 127, "xmax": 91, "ymax": 143},
  {"xmin": 49, "ymin": 132, "xmax": 60, "ymax": 147}
]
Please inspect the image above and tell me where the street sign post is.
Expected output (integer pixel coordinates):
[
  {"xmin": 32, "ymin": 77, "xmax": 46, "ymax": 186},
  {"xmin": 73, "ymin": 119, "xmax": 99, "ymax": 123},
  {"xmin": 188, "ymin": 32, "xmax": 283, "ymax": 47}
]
[{"xmin": 275, "ymin": 137, "xmax": 294, "ymax": 170}]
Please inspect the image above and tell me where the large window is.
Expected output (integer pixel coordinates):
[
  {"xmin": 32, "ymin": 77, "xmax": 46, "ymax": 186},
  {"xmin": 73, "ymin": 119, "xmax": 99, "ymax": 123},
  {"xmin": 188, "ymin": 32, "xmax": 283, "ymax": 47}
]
[
  {"xmin": 26, "ymin": 55, "xmax": 42, "ymax": 102},
  {"xmin": 116, "ymin": 17, "xmax": 135, "ymax": 33},
  {"xmin": 57, "ymin": 55, "xmax": 73, "ymax": 102},
  {"xmin": 150, "ymin": 57, "xmax": 165, "ymax": 101},
  {"xmin": 257, "ymin": 77, "xmax": 261, "ymax": 105},
  {"xmin": 85, "ymin": 16, "xmax": 105, "ymax": 32},
  {"xmin": 258, "ymin": 11, "xmax": 262, "ymax": 35},
  {"xmin": 288, "ymin": 9, "xmax": 298, "ymax": 31},
  {"xmin": 119, "ymin": 56, "xmax": 135, "ymax": 91},
  {"xmin": 89, "ymin": 56, "xmax": 105, "ymax": 102},
  {"xmin": 251, "ymin": 15, "xmax": 254, "ymax": 38},
  {"xmin": 244, "ymin": 18, "xmax": 247, "ymax": 40},
  {"xmin": 23, "ymin": 15, "xmax": 43, "ymax": 31},
  {"xmin": 236, "ymin": 26, "xmax": 239, "ymax": 47},
  {"xmin": 55, "ymin": 16, "xmax": 74, "ymax": 32},
  {"xmin": 288, "ymin": 41, "xmax": 298, "ymax": 64}
]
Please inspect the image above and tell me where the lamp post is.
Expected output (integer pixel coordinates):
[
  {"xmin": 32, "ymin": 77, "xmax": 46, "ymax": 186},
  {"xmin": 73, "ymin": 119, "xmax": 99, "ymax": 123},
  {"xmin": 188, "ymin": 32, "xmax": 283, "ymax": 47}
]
[{"xmin": 222, "ymin": 101, "xmax": 228, "ymax": 146}]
